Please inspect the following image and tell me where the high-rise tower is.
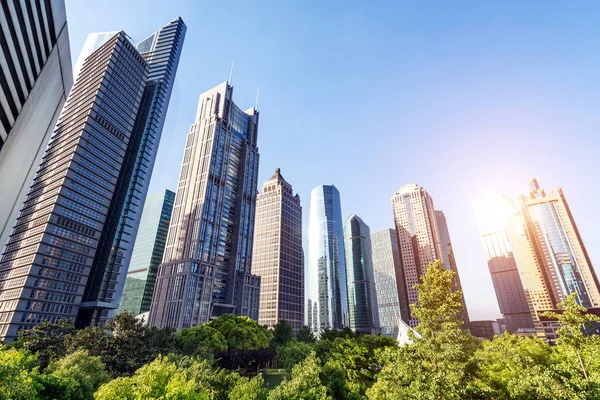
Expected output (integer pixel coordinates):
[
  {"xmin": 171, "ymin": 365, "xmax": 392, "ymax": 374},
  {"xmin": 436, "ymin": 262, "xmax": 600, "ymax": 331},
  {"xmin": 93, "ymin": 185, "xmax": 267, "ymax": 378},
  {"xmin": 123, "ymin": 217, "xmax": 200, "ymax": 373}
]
[
  {"xmin": 149, "ymin": 81, "xmax": 261, "ymax": 330},
  {"xmin": 344, "ymin": 214, "xmax": 380, "ymax": 334},
  {"xmin": 371, "ymin": 228, "xmax": 408, "ymax": 337},
  {"xmin": 119, "ymin": 190, "xmax": 175, "ymax": 316},
  {"xmin": 306, "ymin": 185, "xmax": 349, "ymax": 333},
  {"xmin": 0, "ymin": 0, "xmax": 72, "ymax": 253},
  {"xmin": 0, "ymin": 18, "xmax": 185, "ymax": 342},
  {"xmin": 251, "ymin": 169, "xmax": 303, "ymax": 332}
]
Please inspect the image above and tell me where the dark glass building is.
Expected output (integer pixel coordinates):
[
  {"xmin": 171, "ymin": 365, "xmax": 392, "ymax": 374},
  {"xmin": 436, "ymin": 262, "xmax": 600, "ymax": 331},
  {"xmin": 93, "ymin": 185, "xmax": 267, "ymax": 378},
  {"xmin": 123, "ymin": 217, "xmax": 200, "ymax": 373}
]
[
  {"xmin": 306, "ymin": 184, "xmax": 349, "ymax": 332},
  {"xmin": 149, "ymin": 81, "xmax": 261, "ymax": 330},
  {"xmin": 0, "ymin": 0, "xmax": 72, "ymax": 253},
  {"xmin": 344, "ymin": 214, "xmax": 380, "ymax": 334},
  {"xmin": 119, "ymin": 189, "xmax": 175, "ymax": 316}
]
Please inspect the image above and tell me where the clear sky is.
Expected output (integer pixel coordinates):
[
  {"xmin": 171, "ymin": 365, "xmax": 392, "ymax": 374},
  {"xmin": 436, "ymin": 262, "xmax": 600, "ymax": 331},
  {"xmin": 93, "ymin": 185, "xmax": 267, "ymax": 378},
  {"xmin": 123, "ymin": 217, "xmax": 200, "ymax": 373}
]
[{"xmin": 65, "ymin": 0, "xmax": 600, "ymax": 320}]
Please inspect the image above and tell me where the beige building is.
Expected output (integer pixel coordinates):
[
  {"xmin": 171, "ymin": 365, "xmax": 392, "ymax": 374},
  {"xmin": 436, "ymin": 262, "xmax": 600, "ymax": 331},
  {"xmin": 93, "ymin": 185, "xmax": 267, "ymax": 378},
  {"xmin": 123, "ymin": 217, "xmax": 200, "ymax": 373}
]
[{"xmin": 251, "ymin": 169, "xmax": 303, "ymax": 332}]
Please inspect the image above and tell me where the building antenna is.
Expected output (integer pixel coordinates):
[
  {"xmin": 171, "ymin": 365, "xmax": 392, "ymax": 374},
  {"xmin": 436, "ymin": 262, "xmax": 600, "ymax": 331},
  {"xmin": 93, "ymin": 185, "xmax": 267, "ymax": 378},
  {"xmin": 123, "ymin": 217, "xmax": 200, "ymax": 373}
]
[
  {"xmin": 229, "ymin": 61, "xmax": 234, "ymax": 85},
  {"xmin": 255, "ymin": 87, "xmax": 260, "ymax": 110}
]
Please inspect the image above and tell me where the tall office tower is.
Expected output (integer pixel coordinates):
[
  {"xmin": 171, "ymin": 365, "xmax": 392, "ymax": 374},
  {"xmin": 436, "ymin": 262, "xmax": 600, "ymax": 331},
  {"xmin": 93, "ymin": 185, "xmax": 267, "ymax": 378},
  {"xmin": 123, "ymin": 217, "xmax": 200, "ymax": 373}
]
[
  {"xmin": 435, "ymin": 210, "xmax": 470, "ymax": 324},
  {"xmin": 371, "ymin": 228, "xmax": 408, "ymax": 337},
  {"xmin": 251, "ymin": 168, "xmax": 303, "ymax": 332},
  {"xmin": 0, "ymin": 32, "xmax": 149, "ymax": 342},
  {"xmin": 517, "ymin": 179, "xmax": 600, "ymax": 310},
  {"xmin": 77, "ymin": 18, "xmax": 186, "ymax": 326},
  {"xmin": 306, "ymin": 185, "xmax": 349, "ymax": 333},
  {"xmin": 343, "ymin": 214, "xmax": 380, "ymax": 334},
  {"xmin": 391, "ymin": 184, "xmax": 447, "ymax": 327},
  {"xmin": 149, "ymin": 81, "xmax": 261, "ymax": 330},
  {"xmin": 119, "ymin": 190, "xmax": 175, "ymax": 316},
  {"xmin": 0, "ymin": 0, "xmax": 73, "ymax": 253},
  {"xmin": 473, "ymin": 196, "xmax": 537, "ymax": 334}
]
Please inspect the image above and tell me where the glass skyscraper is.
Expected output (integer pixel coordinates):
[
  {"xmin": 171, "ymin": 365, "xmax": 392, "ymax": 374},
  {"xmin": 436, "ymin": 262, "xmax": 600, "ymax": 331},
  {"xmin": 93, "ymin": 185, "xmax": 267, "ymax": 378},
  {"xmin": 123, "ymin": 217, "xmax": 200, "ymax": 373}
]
[
  {"xmin": 119, "ymin": 190, "xmax": 175, "ymax": 316},
  {"xmin": 149, "ymin": 81, "xmax": 261, "ymax": 330},
  {"xmin": 473, "ymin": 195, "xmax": 537, "ymax": 334},
  {"xmin": 306, "ymin": 184, "xmax": 349, "ymax": 333},
  {"xmin": 344, "ymin": 214, "xmax": 380, "ymax": 334},
  {"xmin": 251, "ymin": 169, "xmax": 303, "ymax": 332},
  {"xmin": 371, "ymin": 228, "xmax": 408, "ymax": 337},
  {"xmin": 0, "ymin": 0, "xmax": 72, "ymax": 254},
  {"xmin": 0, "ymin": 18, "xmax": 185, "ymax": 342}
]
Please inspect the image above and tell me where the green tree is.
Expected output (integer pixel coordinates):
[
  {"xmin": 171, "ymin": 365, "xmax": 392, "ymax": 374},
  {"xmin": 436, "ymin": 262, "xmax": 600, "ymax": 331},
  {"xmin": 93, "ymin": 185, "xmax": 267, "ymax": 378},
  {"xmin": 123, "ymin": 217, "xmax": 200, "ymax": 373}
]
[
  {"xmin": 178, "ymin": 324, "xmax": 228, "ymax": 358},
  {"xmin": 368, "ymin": 260, "xmax": 478, "ymax": 399},
  {"xmin": 543, "ymin": 292, "xmax": 600, "ymax": 390},
  {"xmin": 46, "ymin": 350, "xmax": 110, "ymax": 400},
  {"xmin": 276, "ymin": 340, "xmax": 313, "ymax": 371},
  {"xmin": 295, "ymin": 326, "xmax": 316, "ymax": 344},
  {"xmin": 19, "ymin": 319, "xmax": 75, "ymax": 368},
  {"xmin": 272, "ymin": 320, "xmax": 294, "ymax": 346},
  {"xmin": 229, "ymin": 375, "xmax": 268, "ymax": 400},
  {"xmin": 209, "ymin": 314, "xmax": 271, "ymax": 351},
  {"xmin": 0, "ymin": 348, "xmax": 43, "ymax": 400},
  {"xmin": 268, "ymin": 352, "xmax": 328, "ymax": 400}
]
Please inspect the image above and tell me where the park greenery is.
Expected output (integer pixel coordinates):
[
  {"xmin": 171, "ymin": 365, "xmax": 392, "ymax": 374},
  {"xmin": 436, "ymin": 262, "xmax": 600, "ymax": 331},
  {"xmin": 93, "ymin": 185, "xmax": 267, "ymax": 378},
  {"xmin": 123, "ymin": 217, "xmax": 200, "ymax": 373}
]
[{"xmin": 1, "ymin": 261, "xmax": 599, "ymax": 399}]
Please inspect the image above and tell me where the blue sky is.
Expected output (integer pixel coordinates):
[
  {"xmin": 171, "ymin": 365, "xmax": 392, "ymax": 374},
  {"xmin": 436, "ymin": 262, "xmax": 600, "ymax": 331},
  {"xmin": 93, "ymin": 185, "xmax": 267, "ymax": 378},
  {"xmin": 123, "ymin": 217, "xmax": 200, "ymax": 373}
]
[{"xmin": 65, "ymin": 0, "xmax": 600, "ymax": 320}]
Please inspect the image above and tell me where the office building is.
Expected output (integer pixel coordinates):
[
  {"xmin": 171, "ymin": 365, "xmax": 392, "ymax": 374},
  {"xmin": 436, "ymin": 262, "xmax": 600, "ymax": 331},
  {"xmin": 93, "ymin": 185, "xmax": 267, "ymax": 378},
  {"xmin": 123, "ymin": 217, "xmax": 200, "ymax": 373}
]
[
  {"xmin": 469, "ymin": 320, "xmax": 504, "ymax": 340},
  {"xmin": 306, "ymin": 185, "xmax": 349, "ymax": 332},
  {"xmin": 0, "ymin": 18, "xmax": 185, "ymax": 342},
  {"xmin": 371, "ymin": 228, "xmax": 407, "ymax": 337},
  {"xmin": 251, "ymin": 169, "xmax": 303, "ymax": 332},
  {"xmin": 473, "ymin": 195, "xmax": 537, "ymax": 334},
  {"xmin": 119, "ymin": 190, "xmax": 175, "ymax": 315},
  {"xmin": 149, "ymin": 81, "xmax": 261, "ymax": 330},
  {"xmin": 0, "ymin": 0, "xmax": 73, "ymax": 253},
  {"xmin": 435, "ymin": 210, "xmax": 470, "ymax": 324},
  {"xmin": 344, "ymin": 214, "xmax": 379, "ymax": 334}
]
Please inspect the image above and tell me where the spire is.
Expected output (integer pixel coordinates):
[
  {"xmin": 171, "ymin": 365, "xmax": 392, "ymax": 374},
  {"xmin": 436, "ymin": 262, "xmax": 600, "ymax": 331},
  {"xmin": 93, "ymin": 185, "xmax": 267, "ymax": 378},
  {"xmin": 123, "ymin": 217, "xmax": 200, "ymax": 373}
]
[{"xmin": 270, "ymin": 167, "xmax": 284, "ymax": 181}]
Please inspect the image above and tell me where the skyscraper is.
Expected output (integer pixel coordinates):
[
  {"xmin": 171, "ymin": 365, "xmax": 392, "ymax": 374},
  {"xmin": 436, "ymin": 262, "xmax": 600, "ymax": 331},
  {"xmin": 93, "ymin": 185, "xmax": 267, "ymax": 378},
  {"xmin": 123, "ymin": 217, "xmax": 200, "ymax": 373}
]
[
  {"xmin": 435, "ymin": 210, "xmax": 470, "ymax": 324},
  {"xmin": 149, "ymin": 81, "xmax": 261, "ymax": 330},
  {"xmin": 0, "ymin": 18, "xmax": 185, "ymax": 342},
  {"xmin": 371, "ymin": 228, "xmax": 407, "ymax": 337},
  {"xmin": 306, "ymin": 185, "xmax": 349, "ymax": 333},
  {"xmin": 517, "ymin": 179, "xmax": 600, "ymax": 310},
  {"xmin": 78, "ymin": 18, "xmax": 186, "ymax": 326},
  {"xmin": 344, "ymin": 214, "xmax": 379, "ymax": 334},
  {"xmin": 391, "ymin": 184, "xmax": 468, "ymax": 327},
  {"xmin": 0, "ymin": 0, "xmax": 72, "ymax": 253},
  {"xmin": 119, "ymin": 190, "xmax": 175, "ymax": 316},
  {"xmin": 251, "ymin": 168, "xmax": 303, "ymax": 332},
  {"xmin": 473, "ymin": 195, "xmax": 537, "ymax": 334}
]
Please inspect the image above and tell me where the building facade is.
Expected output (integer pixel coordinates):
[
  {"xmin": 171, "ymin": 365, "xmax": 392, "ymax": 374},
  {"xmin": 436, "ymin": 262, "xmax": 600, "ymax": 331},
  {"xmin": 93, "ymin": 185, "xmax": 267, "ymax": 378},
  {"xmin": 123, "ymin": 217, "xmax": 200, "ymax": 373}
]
[
  {"xmin": 0, "ymin": 0, "xmax": 73, "ymax": 253},
  {"xmin": 149, "ymin": 81, "xmax": 261, "ymax": 330},
  {"xmin": 0, "ymin": 32, "xmax": 149, "ymax": 342},
  {"xmin": 306, "ymin": 185, "xmax": 349, "ymax": 332},
  {"xmin": 371, "ymin": 228, "xmax": 407, "ymax": 337},
  {"xmin": 391, "ymin": 184, "xmax": 444, "ymax": 327},
  {"xmin": 435, "ymin": 210, "xmax": 470, "ymax": 324},
  {"xmin": 119, "ymin": 190, "xmax": 175, "ymax": 315},
  {"xmin": 344, "ymin": 214, "xmax": 380, "ymax": 334},
  {"xmin": 251, "ymin": 169, "xmax": 303, "ymax": 332},
  {"xmin": 473, "ymin": 195, "xmax": 537, "ymax": 334},
  {"xmin": 77, "ymin": 18, "xmax": 186, "ymax": 326}
]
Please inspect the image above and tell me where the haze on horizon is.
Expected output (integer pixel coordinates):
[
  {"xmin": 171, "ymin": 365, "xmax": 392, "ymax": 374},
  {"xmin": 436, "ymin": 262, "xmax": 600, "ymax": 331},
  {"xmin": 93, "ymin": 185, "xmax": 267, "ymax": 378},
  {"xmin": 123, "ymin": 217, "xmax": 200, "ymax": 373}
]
[{"xmin": 65, "ymin": 0, "xmax": 600, "ymax": 320}]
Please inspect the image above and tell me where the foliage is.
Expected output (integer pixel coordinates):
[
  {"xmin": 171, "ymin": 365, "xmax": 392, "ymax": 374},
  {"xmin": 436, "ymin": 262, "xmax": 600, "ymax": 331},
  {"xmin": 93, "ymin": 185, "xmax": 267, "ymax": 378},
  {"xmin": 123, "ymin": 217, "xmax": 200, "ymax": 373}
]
[
  {"xmin": 47, "ymin": 350, "xmax": 110, "ymax": 400},
  {"xmin": 268, "ymin": 352, "xmax": 328, "ymax": 400},
  {"xmin": 0, "ymin": 348, "xmax": 44, "ymax": 400},
  {"xmin": 295, "ymin": 325, "xmax": 316, "ymax": 344},
  {"xmin": 229, "ymin": 375, "xmax": 268, "ymax": 400},
  {"xmin": 178, "ymin": 324, "xmax": 228, "ymax": 358},
  {"xmin": 276, "ymin": 340, "xmax": 313, "ymax": 370},
  {"xmin": 208, "ymin": 314, "xmax": 271, "ymax": 351},
  {"xmin": 272, "ymin": 320, "xmax": 294, "ymax": 346},
  {"xmin": 19, "ymin": 318, "xmax": 75, "ymax": 368}
]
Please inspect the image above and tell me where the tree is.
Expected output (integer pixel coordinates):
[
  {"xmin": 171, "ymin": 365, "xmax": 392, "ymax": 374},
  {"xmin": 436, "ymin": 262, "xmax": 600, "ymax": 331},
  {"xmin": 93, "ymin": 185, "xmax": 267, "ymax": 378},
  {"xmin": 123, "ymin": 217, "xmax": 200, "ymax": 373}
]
[
  {"xmin": 208, "ymin": 314, "xmax": 271, "ymax": 351},
  {"xmin": 368, "ymin": 260, "xmax": 478, "ymax": 399},
  {"xmin": 543, "ymin": 292, "xmax": 600, "ymax": 390},
  {"xmin": 296, "ymin": 325, "xmax": 316, "ymax": 344},
  {"xmin": 0, "ymin": 348, "xmax": 44, "ymax": 400},
  {"xmin": 229, "ymin": 375, "xmax": 268, "ymax": 400},
  {"xmin": 178, "ymin": 324, "xmax": 228, "ymax": 358},
  {"xmin": 276, "ymin": 340, "xmax": 313, "ymax": 371},
  {"xmin": 272, "ymin": 320, "xmax": 293, "ymax": 346},
  {"xmin": 268, "ymin": 352, "xmax": 328, "ymax": 400},
  {"xmin": 46, "ymin": 350, "xmax": 110, "ymax": 400},
  {"xmin": 19, "ymin": 319, "xmax": 75, "ymax": 368}
]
